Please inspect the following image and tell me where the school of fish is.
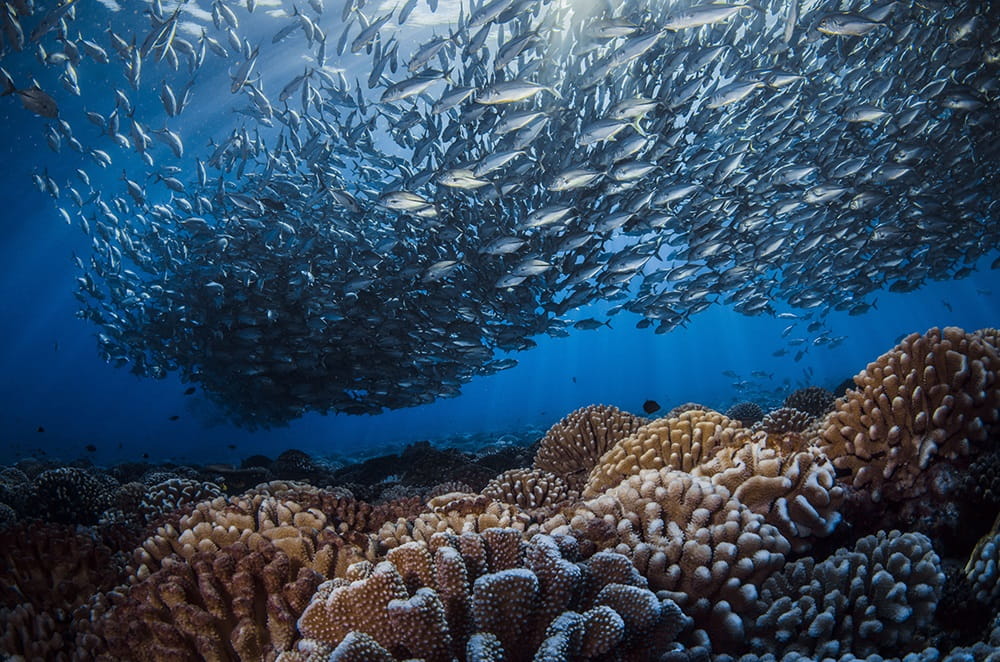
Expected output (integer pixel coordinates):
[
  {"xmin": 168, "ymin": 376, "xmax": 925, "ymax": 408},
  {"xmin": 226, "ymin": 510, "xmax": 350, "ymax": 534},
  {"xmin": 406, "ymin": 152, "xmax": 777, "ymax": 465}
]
[{"xmin": 1, "ymin": 0, "xmax": 997, "ymax": 426}]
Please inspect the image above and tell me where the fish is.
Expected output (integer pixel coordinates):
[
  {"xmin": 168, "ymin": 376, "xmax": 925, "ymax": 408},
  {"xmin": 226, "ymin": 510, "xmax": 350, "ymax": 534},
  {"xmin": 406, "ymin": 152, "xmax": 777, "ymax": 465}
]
[
  {"xmin": 642, "ymin": 399, "xmax": 660, "ymax": 414},
  {"xmin": 572, "ymin": 318, "xmax": 610, "ymax": 330},
  {"xmin": 5, "ymin": 0, "xmax": 990, "ymax": 428},
  {"xmin": 816, "ymin": 13, "xmax": 885, "ymax": 37},
  {"xmin": 3, "ymin": 83, "xmax": 60, "ymax": 118},
  {"xmin": 664, "ymin": 3, "xmax": 748, "ymax": 31},
  {"xmin": 29, "ymin": 0, "xmax": 79, "ymax": 42}
]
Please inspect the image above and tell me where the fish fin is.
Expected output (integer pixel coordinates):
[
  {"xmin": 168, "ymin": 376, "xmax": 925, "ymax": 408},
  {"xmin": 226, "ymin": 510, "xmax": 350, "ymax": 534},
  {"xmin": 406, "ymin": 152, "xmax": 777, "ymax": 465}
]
[{"xmin": 630, "ymin": 117, "xmax": 647, "ymax": 136}]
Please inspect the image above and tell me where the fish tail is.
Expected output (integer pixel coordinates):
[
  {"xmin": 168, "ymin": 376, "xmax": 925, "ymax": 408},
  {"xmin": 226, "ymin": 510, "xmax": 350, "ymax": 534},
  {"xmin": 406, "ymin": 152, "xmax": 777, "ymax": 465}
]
[{"xmin": 0, "ymin": 69, "xmax": 14, "ymax": 97}]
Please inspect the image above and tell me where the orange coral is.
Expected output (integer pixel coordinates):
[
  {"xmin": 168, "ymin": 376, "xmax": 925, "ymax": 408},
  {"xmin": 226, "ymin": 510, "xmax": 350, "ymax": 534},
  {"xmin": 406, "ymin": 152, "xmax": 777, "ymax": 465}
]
[
  {"xmin": 533, "ymin": 404, "xmax": 647, "ymax": 491},
  {"xmin": 820, "ymin": 327, "xmax": 1000, "ymax": 501}
]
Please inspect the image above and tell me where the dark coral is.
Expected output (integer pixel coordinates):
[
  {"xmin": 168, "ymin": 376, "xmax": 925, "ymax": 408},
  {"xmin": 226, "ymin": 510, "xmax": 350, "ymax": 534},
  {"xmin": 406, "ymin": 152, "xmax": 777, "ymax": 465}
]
[
  {"xmin": 746, "ymin": 530, "xmax": 942, "ymax": 658},
  {"xmin": 965, "ymin": 449, "xmax": 1000, "ymax": 508},
  {"xmin": 756, "ymin": 407, "xmax": 813, "ymax": 434},
  {"xmin": 784, "ymin": 386, "xmax": 836, "ymax": 417},
  {"xmin": 0, "ymin": 522, "xmax": 125, "ymax": 660},
  {"xmin": 34, "ymin": 467, "xmax": 118, "ymax": 525},
  {"xmin": 284, "ymin": 531, "xmax": 690, "ymax": 661},
  {"xmin": 0, "ymin": 467, "xmax": 32, "ymax": 516},
  {"xmin": 725, "ymin": 401, "xmax": 764, "ymax": 425}
]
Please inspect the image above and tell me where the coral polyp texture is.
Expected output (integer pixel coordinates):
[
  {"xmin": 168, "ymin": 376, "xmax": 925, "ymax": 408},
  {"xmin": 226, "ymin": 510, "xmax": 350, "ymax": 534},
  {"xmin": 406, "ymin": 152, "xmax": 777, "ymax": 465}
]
[
  {"xmin": 820, "ymin": 327, "xmax": 1000, "ymax": 502},
  {"xmin": 480, "ymin": 468, "xmax": 576, "ymax": 513},
  {"xmin": 543, "ymin": 469, "xmax": 790, "ymax": 648},
  {"xmin": 532, "ymin": 404, "xmax": 647, "ymax": 492},
  {"xmin": 746, "ymin": 530, "xmax": 944, "ymax": 658},
  {"xmin": 581, "ymin": 408, "xmax": 744, "ymax": 498},
  {"xmin": 1, "ymin": 326, "xmax": 999, "ymax": 661},
  {"xmin": 784, "ymin": 386, "xmax": 836, "ymax": 418},
  {"xmin": 725, "ymin": 401, "xmax": 765, "ymax": 426}
]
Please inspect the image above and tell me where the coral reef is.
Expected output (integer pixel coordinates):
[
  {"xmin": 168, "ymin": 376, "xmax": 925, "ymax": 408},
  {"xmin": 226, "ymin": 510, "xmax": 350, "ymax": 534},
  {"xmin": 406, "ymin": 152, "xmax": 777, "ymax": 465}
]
[
  {"xmin": 96, "ymin": 539, "xmax": 326, "ymax": 661},
  {"xmin": 692, "ymin": 439, "xmax": 844, "ymax": 547},
  {"xmin": 967, "ymin": 519, "xmax": 1000, "ymax": 605},
  {"xmin": 1, "ymin": 326, "xmax": 998, "ymax": 662},
  {"xmin": 0, "ymin": 522, "xmax": 124, "ymax": 660},
  {"xmin": 33, "ymin": 467, "xmax": 119, "ymax": 525},
  {"xmin": 544, "ymin": 469, "xmax": 789, "ymax": 648},
  {"xmin": 755, "ymin": 407, "xmax": 813, "ymax": 435},
  {"xmin": 376, "ymin": 492, "xmax": 531, "ymax": 552},
  {"xmin": 533, "ymin": 404, "xmax": 648, "ymax": 492}
]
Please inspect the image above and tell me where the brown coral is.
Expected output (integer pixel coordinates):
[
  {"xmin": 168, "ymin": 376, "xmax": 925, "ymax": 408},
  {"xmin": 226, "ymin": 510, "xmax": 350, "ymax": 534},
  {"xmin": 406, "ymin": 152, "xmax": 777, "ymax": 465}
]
[
  {"xmin": 0, "ymin": 522, "xmax": 124, "ymax": 660},
  {"xmin": 693, "ymin": 440, "xmax": 844, "ymax": 547},
  {"xmin": 820, "ymin": 326, "xmax": 1000, "ymax": 501},
  {"xmin": 481, "ymin": 468, "xmax": 576, "ymax": 513},
  {"xmin": 581, "ymin": 408, "xmax": 744, "ymax": 498},
  {"xmin": 95, "ymin": 538, "xmax": 326, "ymax": 661},
  {"xmin": 280, "ymin": 530, "xmax": 687, "ymax": 662},
  {"xmin": 755, "ymin": 407, "xmax": 813, "ymax": 434},
  {"xmin": 129, "ymin": 493, "xmax": 374, "ymax": 582},
  {"xmin": 543, "ymin": 469, "xmax": 789, "ymax": 645},
  {"xmin": 375, "ymin": 492, "xmax": 530, "ymax": 552},
  {"xmin": 533, "ymin": 404, "xmax": 647, "ymax": 492}
]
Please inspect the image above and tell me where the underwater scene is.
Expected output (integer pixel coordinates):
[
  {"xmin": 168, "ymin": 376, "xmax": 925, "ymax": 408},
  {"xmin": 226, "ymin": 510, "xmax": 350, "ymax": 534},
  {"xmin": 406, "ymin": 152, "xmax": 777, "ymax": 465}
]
[{"xmin": 1, "ymin": 0, "xmax": 1000, "ymax": 659}]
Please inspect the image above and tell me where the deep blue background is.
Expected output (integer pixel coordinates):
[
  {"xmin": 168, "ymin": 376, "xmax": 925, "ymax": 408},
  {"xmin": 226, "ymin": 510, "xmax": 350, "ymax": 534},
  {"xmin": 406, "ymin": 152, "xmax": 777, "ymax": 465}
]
[{"xmin": 1, "ymin": 0, "xmax": 997, "ymax": 466}]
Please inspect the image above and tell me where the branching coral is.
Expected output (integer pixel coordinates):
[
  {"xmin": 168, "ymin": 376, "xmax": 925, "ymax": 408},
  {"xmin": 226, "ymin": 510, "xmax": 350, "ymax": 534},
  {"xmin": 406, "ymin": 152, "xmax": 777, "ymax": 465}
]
[
  {"xmin": 820, "ymin": 327, "xmax": 1000, "ymax": 501},
  {"xmin": 747, "ymin": 530, "xmax": 943, "ymax": 658},
  {"xmin": 581, "ymin": 409, "xmax": 744, "ymax": 498},
  {"xmin": 33, "ymin": 467, "xmax": 119, "ymax": 525},
  {"xmin": 533, "ymin": 404, "xmax": 647, "ymax": 492},
  {"xmin": 755, "ymin": 407, "xmax": 813, "ymax": 435},
  {"xmin": 543, "ymin": 469, "xmax": 789, "ymax": 648},
  {"xmin": 280, "ymin": 530, "xmax": 688, "ymax": 662},
  {"xmin": 138, "ymin": 477, "xmax": 225, "ymax": 524},
  {"xmin": 967, "ymin": 516, "xmax": 1000, "ymax": 605}
]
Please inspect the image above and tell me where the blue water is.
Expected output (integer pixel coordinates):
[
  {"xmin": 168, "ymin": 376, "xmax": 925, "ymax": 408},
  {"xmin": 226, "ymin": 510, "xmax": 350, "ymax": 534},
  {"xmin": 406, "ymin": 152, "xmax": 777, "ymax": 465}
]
[
  {"xmin": 1, "ymin": 174, "xmax": 996, "ymax": 465},
  {"xmin": 0, "ymin": 1, "xmax": 997, "ymax": 466}
]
